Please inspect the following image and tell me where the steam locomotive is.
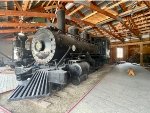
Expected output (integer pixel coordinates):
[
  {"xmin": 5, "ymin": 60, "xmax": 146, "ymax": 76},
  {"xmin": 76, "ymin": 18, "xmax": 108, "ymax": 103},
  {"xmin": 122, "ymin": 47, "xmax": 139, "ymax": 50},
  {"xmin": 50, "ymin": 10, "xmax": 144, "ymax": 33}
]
[{"xmin": 9, "ymin": 9, "xmax": 110, "ymax": 100}]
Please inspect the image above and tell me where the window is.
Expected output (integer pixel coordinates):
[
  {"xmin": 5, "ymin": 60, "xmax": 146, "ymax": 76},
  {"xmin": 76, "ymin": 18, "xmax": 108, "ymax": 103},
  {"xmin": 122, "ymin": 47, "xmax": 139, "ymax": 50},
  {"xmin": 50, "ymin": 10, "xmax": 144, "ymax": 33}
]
[{"xmin": 117, "ymin": 47, "xmax": 123, "ymax": 58}]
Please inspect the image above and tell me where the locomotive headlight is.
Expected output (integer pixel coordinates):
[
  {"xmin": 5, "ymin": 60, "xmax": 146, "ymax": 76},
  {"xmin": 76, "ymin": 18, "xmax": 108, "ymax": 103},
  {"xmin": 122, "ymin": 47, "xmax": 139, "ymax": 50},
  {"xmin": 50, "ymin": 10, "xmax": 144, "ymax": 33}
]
[{"xmin": 35, "ymin": 41, "xmax": 43, "ymax": 51}]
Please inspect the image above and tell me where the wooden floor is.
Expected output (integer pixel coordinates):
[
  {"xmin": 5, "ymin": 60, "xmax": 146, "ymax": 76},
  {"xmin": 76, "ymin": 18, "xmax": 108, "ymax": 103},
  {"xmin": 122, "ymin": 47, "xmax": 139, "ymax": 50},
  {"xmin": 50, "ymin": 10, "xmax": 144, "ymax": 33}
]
[{"xmin": 67, "ymin": 63, "xmax": 150, "ymax": 113}]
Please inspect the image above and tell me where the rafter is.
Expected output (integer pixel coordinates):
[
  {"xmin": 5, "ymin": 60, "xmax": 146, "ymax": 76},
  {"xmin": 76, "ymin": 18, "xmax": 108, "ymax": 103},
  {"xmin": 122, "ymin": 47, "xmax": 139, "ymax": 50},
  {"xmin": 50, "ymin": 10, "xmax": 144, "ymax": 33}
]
[
  {"xmin": 89, "ymin": 2, "xmax": 117, "ymax": 19},
  {"xmin": 111, "ymin": 40, "xmax": 150, "ymax": 47},
  {"xmin": 82, "ymin": 1, "xmax": 126, "ymax": 21},
  {"xmin": 5, "ymin": 1, "xmax": 7, "ymax": 10},
  {"xmin": 29, "ymin": 6, "xmax": 45, "ymax": 12},
  {"xmin": 22, "ymin": 0, "xmax": 30, "ymax": 11},
  {"xmin": 69, "ymin": 17, "xmax": 123, "ymax": 41},
  {"xmin": 98, "ymin": 25, "xmax": 124, "ymax": 42},
  {"xmin": 94, "ymin": 27, "xmax": 104, "ymax": 35},
  {"xmin": 0, "ymin": 28, "xmax": 36, "ymax": 34},
  {"xmin": 68, "ymin": 5, "xmax": 84, "ymax": 16},
  {"xmin": 119, "ymin": 2, "xmax": 128, "ymax": 12},
  {"xmin": 66, "ymin": 5, "xmax": 85, "ymax": 17},
  {"xmin": 126, "ymin": 16, "xmax": 140, "ymax": 32},
  {"xmin": 81, "ymin": 11, "xmax": 97, "ymax": 20},
  {"xmin": 44, "ymin": 5, "xmax": 57, "ymax": 10},
  {"xmin": 1, "ymin": 10, "xmax": 120, "ymax": 41},
  {"xmin": 62, "ymin": 4, "xmax": 84, "ymax": 27},
  {"xmin": 28, "ymin": 0, "xmax": 33, "ymax": 9},
  {"xmin": 105, "ymin": 1, "xmax": 126, "ymax": 10},
  {"xmin": 0, "ymin": 22, "xmax": 46, "ymax": 28},
  {"xmin": 66, "ymin": 16, "xmax": 105, "ymax": 37},
  {"xmin": 46, "ymin": 1, "xmax": 52, "ymax": 7},
  {"xmin": 109, "ymin": 23, "xmax": 122, "ymax": 38},
  {"xmin": 143, "ymin": 1, "xmax": 150, "ymax": 8},
  {"xmin": 119, "ymin": 3, "xmax": 141, "ymax": 37},
  {"xmin": 41, "ymin": 1, "xmax": 47, "ymax": 7},
  {"xmin": 29, "ymin": 1, "xmax": 42, "ymax": 9},
  {"xmin": 75, "ymin": 1, "xmax": 141, "ymax": 40},
  {"xmin": 14, "ymin": 1, "xmax": 22, "ymax": 11},
  {"xmin": 0, "ymin": 9, "xmax": 122, "ymax": 41},
  {"xmin": 73, "ymin": 5, "xmax": 85, "ymax": 17},
  {"xmin": 0, "ymin": 10, "xmax": 55, "ymax": 18}
]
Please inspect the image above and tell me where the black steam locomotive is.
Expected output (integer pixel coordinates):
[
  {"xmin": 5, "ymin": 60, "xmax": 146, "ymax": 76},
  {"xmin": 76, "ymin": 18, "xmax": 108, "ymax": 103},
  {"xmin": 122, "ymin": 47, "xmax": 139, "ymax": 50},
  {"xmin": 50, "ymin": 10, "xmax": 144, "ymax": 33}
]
[{"xmin": 9, "ymin": 9, "xmax": 110, "ymax": 100}]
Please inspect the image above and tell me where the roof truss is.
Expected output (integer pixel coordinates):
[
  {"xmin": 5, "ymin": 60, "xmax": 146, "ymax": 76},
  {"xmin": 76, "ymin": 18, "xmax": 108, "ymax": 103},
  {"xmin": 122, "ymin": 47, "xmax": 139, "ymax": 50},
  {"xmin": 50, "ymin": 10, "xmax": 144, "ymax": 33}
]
[{"xmin": 0, "ymin": 0, "xmax": 149, "ymax": 42}]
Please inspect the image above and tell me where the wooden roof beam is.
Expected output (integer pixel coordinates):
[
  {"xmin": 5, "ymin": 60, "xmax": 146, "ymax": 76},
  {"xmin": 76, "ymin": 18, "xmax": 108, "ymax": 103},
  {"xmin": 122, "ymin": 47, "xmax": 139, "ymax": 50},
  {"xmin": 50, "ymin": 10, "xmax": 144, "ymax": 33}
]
[
  {"xmin": 105, "ymin": 1, "xmax": 127, "ymax": 10},
  {"xmin": 126, "ymin": 16, "xmax": 140, "ymax": 32},
  {"xmin": 22, "ymin": 0, "xmax": 30, "ymax": 11},
  {"xmin": 69, "ymin": 17, "xmax": 123, "ymax": 41},
  {"xmin": 119, "ymin": 2, "xmax": 128, "ymax": 12},
  {"xmin": 75, "ymin": 1, "xmax": 141, "ymax": 40},
  {"xmin": 109, "ymin": 23, "xmax": 123, "ymax": 38},
  {"xmin": 66, "ymin": 5, "xmax": 85, "ymax": 17},
  {"xmin": 5, "ymin": 1, "xmax": 8, "ymax": 10},
  {"xmin": 0, "ymin": 22, "xmax": 46, "ymax": 28},
  {"xmin": 14, "ymin": 4, "xmax": 122, "ymax": 41},
  {"xmin": 94, "ymin": 27, "xmax": 104, "ymax": 35},
  {"xmin": 14, "ymin": 1, "xmax": 22, "ymax": 11},
  {"xmin": 41, "ymin": 1, "xmax": 47, "ymax": 7},
  {"xmin": 68, "ymin": 5, "xmax": 84, "ymax": 16},
  {"xmin": 119, "ymin": 3, "xmax": 141, "ymax": 37},
  {"xmin": 111, "ymin": 40, "xmax": 150, "ymax": 47},
  {"xmin": 143, "ymin": 1, "xmax": 150, "ymax": 8},
  {"xmin": 82, "ymin": 1, "xmax": 126, "ymax": 20},
  {"xmin": 81, "ymin": 11, "xmax": 97, "ymax": 20},
  {"xmin": 0, "ymin": 28, "xmax": 36, "ymax": 34},
  {"xmin": 0, "ymin": 10, "xmax": 56, "ymax": 18},
  {"xmin": 98, "ymin": 25, "xmax": 124, "ymax": 42},
  {"xmin": 88, "ymin": 2, "xmax": 116, "ymax": 18},
  {"xmin": 46, "ymin": 1, "xmax": 52, "ymax": 7},
  {"xmin": 29, "ymin": 6, "xmax": 45, "ymax": 12},
  {"xmin": 0, "ymin": 21, "xmax": 79, "ymax": 34},
  {"xmin": 73, "ymin": 5, "xmax": 85, "ymax": 17},
  {"xmin": 68, "ymin": 17, "xmax": 103, "ymax": 35},
  {"xmin": 28, "ymin": 0, "xmax": 33, "ymax": 9},
  {"xmin": 44, "ymin": 5, "xmax": 57, "ymax": 10},
  {"xmin": 0, "ymin": 10, "xmax": 122, "ymax": 41}
]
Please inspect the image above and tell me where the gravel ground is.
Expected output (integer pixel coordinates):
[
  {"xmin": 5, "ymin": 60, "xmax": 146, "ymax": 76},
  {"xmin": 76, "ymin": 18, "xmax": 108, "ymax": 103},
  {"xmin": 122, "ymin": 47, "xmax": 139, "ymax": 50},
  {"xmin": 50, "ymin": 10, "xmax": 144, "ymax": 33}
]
[{"xmin": 0, "ymin": 65, "xmax": 113, "ymax": 113}]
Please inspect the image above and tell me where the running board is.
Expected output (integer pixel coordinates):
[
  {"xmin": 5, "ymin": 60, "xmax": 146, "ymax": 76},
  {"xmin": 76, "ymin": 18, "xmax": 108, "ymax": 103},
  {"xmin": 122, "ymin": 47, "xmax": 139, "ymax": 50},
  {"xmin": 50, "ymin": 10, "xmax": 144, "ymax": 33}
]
[{"xmin": 8, "ymin": 70, "xmax": 51, "ymax": 101}]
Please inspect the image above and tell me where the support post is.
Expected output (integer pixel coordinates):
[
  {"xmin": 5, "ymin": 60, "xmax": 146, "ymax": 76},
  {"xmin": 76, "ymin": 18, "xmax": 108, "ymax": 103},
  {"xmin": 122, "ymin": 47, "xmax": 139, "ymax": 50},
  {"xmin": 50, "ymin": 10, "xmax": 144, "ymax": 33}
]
[
  {"xmin": 125, "ymin": 45, "xmax": 128, "ymax": 61},
  {"xmin": 140, "ymin": 43, "xmax": 143, "ymax": 66}
]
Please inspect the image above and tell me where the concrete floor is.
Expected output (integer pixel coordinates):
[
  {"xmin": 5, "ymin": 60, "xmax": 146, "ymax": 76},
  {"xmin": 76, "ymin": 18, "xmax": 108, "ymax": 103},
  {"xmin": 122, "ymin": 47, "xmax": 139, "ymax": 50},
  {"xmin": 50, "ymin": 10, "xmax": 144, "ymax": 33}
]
[{"xmin": 67, "ymin": 63, "xmax": 150, "ymax": 113}]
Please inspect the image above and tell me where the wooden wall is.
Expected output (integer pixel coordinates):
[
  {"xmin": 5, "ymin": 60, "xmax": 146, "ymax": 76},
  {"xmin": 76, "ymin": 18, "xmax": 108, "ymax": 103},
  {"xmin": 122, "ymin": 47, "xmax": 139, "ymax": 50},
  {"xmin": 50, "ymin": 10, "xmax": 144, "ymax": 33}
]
[
  {"xmin": 110, "ymin": 44, "xmax": 150, "ymax": 65},
  {"xmin": 110, "ymin": 46, "xmax": 128, "ymax": 63}
]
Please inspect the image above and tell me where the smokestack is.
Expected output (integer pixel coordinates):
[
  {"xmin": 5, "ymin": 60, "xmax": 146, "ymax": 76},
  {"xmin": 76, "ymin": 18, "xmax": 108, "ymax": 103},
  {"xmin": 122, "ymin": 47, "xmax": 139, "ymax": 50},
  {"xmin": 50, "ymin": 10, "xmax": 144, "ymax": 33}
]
[{"xmin": 56, "ymin": 9, "xmax": 65, "ymax": 32}]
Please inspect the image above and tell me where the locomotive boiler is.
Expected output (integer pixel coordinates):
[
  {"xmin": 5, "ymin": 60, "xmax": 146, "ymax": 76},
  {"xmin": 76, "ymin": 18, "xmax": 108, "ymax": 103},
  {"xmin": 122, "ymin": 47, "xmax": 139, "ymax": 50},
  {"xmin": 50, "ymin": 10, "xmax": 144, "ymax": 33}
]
[{"xmin": 9, "ymin": 9, "xmax": 110, "ymax": 100}]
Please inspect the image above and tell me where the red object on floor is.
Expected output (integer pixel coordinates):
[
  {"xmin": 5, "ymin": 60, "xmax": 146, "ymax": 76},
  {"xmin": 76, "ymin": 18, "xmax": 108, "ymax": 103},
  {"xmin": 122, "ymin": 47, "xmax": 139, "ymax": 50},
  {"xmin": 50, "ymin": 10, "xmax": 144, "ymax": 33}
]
[{"xmin": 0, "ymin": 106, "xmax": 11, "ymax": 113}]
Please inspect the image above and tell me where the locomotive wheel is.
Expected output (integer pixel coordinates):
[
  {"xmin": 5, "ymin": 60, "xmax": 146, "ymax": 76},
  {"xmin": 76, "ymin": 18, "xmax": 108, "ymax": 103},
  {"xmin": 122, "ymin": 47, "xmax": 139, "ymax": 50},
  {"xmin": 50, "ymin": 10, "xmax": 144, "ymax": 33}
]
[{"xmin": 72, "ymin": 76, "xmax": 81, "ymax": 86}]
